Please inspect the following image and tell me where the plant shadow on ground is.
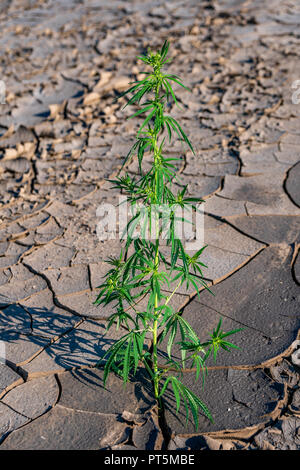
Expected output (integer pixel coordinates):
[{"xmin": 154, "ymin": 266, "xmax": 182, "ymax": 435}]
[
  {"xmin": 0, "ymin": 302, "xmax": 123, "ymax": 374},
  {"xmin": 1, "ymin": 302, "xmax": 157, "ymax": 416},
  {"xmin": 0, "ymin": 303, "xmax": 290, "ymax": 436}
]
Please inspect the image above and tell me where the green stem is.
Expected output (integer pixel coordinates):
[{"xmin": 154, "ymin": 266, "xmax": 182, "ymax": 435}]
[
  {"xmin": 165, "ymin": 279, "xmax": 182, "ymax": 306},
  {"xmin": 153, "ymin": 155, "xmax": 160, "ymax": 401},
  {"xmin": 152, "ymin": 79, "xmax": 161, "ymax": 401}
]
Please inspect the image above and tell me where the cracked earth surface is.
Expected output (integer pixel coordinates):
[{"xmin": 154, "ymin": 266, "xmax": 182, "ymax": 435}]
[{"xmin": 0, "ymin": 0, "xmax": 299, "ymax": 451}]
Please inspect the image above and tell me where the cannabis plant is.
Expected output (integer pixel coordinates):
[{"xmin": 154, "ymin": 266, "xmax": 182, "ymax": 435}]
[{"xmin": 95, "ymin": 41, "xmax": 241, "ymax": 429}]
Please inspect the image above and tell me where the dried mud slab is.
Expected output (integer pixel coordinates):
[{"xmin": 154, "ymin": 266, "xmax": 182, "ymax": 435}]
[
  {"xmin": 285, "ymin": 162, "xmax": 300, "ymax": 208},
  {"xmin": 168, "ymin": 433, "xmax": 249, "ymax": 450},
  {"xmin": 220, "ymin": 174, "xmax": 298, "ymax": 215},
  {"xmin": 58, "ymin": 368, "xmax": 155, "ymax": 416},
  {"xmin": 254, "ymin": 416, "xmax": 300, "ymax": 450},
  {"xmin": 0, "ymin": 368, "xmax": 157, "ymax": 450},
  {"xmin": 159, "ymin": 245, "xmax": 300, "ymax": 368},
  {"xmin": 0, "ymin": 405, "xmax": 129, "ymax": 450},
  {"xmin": 0, "ymin": 364, "xmax": 23, "ymax": 399},
  {"xmin": 294, "ymin": 250, "xmax": 300, "ymax": 285},
  {"xmin": 163, "ymin": 368, "xmax": 285, "ymax": 436},
  {"xmin": 0, "ymin": 375, "xmax": 59, "ymax": 443},
  {"xmin": 228, "ymin": 215, "xmax": 300, "ymax": 244}
]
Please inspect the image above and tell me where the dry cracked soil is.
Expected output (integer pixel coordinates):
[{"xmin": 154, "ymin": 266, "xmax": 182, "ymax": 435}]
[{"xmin": 0, "ymin": 0, "xmax": 299, "ymax": 451}]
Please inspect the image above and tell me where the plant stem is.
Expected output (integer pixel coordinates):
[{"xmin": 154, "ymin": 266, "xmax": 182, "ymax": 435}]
[
  {"xmin": 153, "ymin": 298, "xmax": 159, "ymax": 400},
  {"xmin": 153, "ymin": 157, "xmax": 160, "ymax": 400},
  {"xmin": 165, "ymin": 279, "xmax": 182, "ymax": 306}
]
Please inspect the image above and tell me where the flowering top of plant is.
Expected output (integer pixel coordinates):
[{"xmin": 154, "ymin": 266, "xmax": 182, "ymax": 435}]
[{"xmin": 95, "ymin": 40, "xmax": 241, "ymax": 430}]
